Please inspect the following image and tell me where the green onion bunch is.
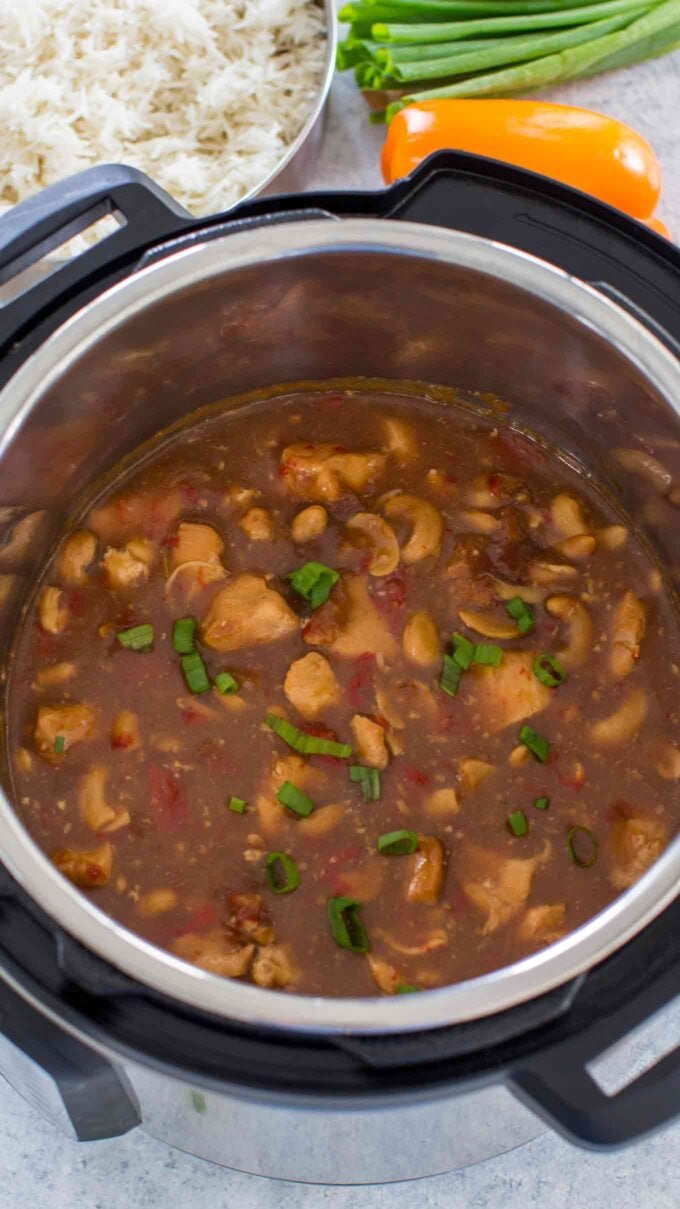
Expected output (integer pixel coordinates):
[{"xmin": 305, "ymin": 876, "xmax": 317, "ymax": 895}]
[{"xmin": 337, "ymin": 0, "xmax": 680, "ymax": 121}]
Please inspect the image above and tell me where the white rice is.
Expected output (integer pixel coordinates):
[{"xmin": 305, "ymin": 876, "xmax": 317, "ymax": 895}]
[{"xmin": 0, "ymin": 0, "xmax": 327, "ymax": 220}]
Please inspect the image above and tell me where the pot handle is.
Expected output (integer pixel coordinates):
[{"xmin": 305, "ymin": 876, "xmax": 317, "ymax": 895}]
[
  {"xmin": 0, "ymin": 974, "xmax": 141, "ymax": 1140},
  {"xmin": 0, "ymin": 164, "xmax": 193, "ymax": 351},
  {"xmin": 508, "ymin": 954, "xmax": 680, "ymax": 1148}
]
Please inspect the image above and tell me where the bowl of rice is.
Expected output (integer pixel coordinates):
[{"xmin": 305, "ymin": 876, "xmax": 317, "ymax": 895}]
[{"xmin": 0, "ymin": 0, "xmax": 335, "ymax": 224}]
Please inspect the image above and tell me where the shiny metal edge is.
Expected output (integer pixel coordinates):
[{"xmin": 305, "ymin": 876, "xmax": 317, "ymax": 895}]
[
  {"xmin": 1, "ymin": 218, "xmax": 680, "ymax": 1036},
  {"xmin": 242, "ymin": 0, "xmax": 336, "ymax": 204}
]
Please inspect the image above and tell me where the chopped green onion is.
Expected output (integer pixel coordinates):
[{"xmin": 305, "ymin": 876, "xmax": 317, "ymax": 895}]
[
  {"xmin": 191, "ymin": 1092, "xmax": 207, "ymax": 1114},
  {"xmin": 567, "ymin": 824, "xmax": 598, "ymax": 868},
  {"xmin": 265, "ymin": 851, "xmax": 301, "ymax": 895},
  {"xmin": 473, "ymin": 642, "xmax": 503, "ymax": 667},
  {"xmin": 228, "ymin": 796, "xmax": 247, "ymax": 814},
  {"xmin": 54, "ymin": 735, "xmax": 65, "ymax": 755},
  {"xmin": 519, "ymin": 723, "xmax": 550, "ymax": 762},
  {"xmin": 506, "ymin": 596, "xmax": 535, "ymax": 634},
  {"xmin": 215, "ymin": 671, "xmax": 238, "ymax": 695},
  {"xmin": 327, "ymin": 896, "xmax": 369, "ymax": 953},
  {"xmin": 181, "ymin": 651, "xmax": 211, "ymax": 695},
  {"xmin": 396, "ymin": 983, "xmax": 421, "ymax": 994},
  {"xmin": 533, "ymin": 795, "xmax": 550, "ymax": 811},
  {"xmin": 533, "ymin": 652, "xmax": 566, "ymax": 687},
  {"xmin": 287, "ymin": 561, "xmax": 340, "ymax": 609},
  {"xmin": 452, "ymin": 631, "xmax": 475, "ymax": 670},
  {"xmin": 377, "ymin": 829, "xmax": 419, "ymax": 855},
  {"xmin": 116, "ymin": 623, "xmax": 154, "ymax": 652},
  {"xmin": 440, "ymin": 652, "xmax": 463, "ymax": 697},
  {"xmin": 508, "ymin": 810, "xmax": 529, "ymax": 837},
  {"xmin": 349, "ymin": 764, "xmax": 381, "ymax": 801},
  {"xmin": 265, "ymin": 713, "xmax": 352, "ymax": 758},
  {"xmin": 277, "ymin": 780, "xmax": 316, "ymax": 818},
  {"xmin": 172, "ymin": 617, "xmax": 196, "ymax": 655}
]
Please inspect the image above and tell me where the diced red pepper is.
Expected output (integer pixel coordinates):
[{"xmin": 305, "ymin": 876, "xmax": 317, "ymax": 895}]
[
  {"xmin": 150, "ymin": 765, "xmax": 189, "ymax": 830},
  {"xmin": 111, "ymin": 732, "xmax": 135, "ymax": 750},
  {"xmin": 347, "ymin": 652, "xmax": 375, "ymax": 711},
  {"xmin": 403, "ymin": 765, "xmax": 430, "ymax": 786}
]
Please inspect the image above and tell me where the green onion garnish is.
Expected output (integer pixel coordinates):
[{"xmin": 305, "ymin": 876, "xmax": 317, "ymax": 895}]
[
  {"xmin": 116, "ymin": 623, "xmax": 154, "ymax": 652},
  {"xmin": 519, "ymin": 724, "xmax": 550, "ymax": 763},
  {"xmin": 508, "ymin": 810, "xmax": 529, "ymax": 837},
  {"xmin": 533, "ymin": 796, "xmax": 550, "ymax": 811},
  {"xmin": 396, "ymin": 984, "xmax": 421, "ymax": 994},
  {"xmin": 533, "ymin": 652, "xmax": 566, "ymax": 687},
  {"xmin": 172, "ymin": 617, "xmax": 196, "ymax": 655},
  {"xmin": 377, "ymin": 829, "xmax": 419, "ymax": 855},
  {"xmin": 452, "ymin": 631, "xmax": 475, "ymax": 670},
  {"xmin": 473, "ymin": 642, "xmax": 503, "ymax": 667},
  {"xmin": 287, "ymin": 561, "xmax": 339, "ymax": 609},
  {"xmin": 506, "ymin": 596, "xmax": 535, "ymax": 635},
  {"xmin": 54, "ymin": 735, "xmax": 65, "ymax": 755},
  {"xmin": 192, "ymin": 1092, "xmax": 207, "ymax": 1114},
  {"xmin": 181, "ymin": 651, "xmax": 211, "ymax": 695},
  {"xmin": 277, "ymin": 780, "xmax": 315, "ymax": 818},
  {"xmin": 265, "ymin": 851, "xmax": 301, "ymax": 895},
  {"xmin": 567, "ymin": 825, "xmax": 598, "ymax": 868},
  {"xmin": 265, "ymin": 713, "xmax": 352, "ymax": 759},
  {"xmin": 228, "ymin": 796, "xmax": 247, "ymax": 814},
  {"xmin": 440, "ymin": 652, "xmax": 463, "ymax": 698},
  {"xmin": 349, "ymin": 765, "xmax": 381, "ymax": 801},
  {"xmin": 215, "ymin": 671, "xmax": 238, "ymax": 695},
  {"xmin": 327, "ymin": 896, "xmax": 369, "ymax": 953}
]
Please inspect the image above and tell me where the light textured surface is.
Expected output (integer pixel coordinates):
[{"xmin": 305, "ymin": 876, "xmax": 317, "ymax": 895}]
[{"xmin": 1, "ymin": 10, "xmax": 680, "ymax": 1207}]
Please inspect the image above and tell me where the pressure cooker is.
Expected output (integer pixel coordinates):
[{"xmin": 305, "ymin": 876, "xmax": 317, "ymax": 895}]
[{"xmin": 0, "ymin": 155, "xmax": 678, "ymax": 1183}]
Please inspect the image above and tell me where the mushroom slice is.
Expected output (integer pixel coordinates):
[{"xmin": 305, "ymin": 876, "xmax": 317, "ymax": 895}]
[
  {"xmin": 344, "ymin": 512, "xmax": 400, "ymax": 577},
  {"xmin": 458, "ymin": 608, "xmax": 518, "ymax": 640},
  {"xmin": 382, "ymin": 493, "xmax": 443, "ymax": 563}
]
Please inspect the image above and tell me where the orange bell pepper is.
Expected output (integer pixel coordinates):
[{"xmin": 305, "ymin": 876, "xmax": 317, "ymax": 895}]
[
  {"xmin": 382, "ymin": 99, "xmax": 662, "ymax": 222},
  {"xmin": 646, "ymin": 216, "xmax": 672, "ymax": 240}
]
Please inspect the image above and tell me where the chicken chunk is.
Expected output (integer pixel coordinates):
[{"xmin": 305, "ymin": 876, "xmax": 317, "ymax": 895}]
[
  {"xmin": 518, "ymin": 904, "xmax": 566, "ymax": 945},
  {"xmin": 257, "ymin": 752, "xmax": 326, "ymax": 835},
  {"xmin": 35, "ymin": 703, "xmax": 96, "ymax": 761},
  {"xmin": 171, "ymin": 521, "xmax": 224, "ymax": 569},
  {"xmin": 465, "ymin": 652, "xmax": 551, "ymax": 733},
  {"xmin": 251, "ymin": 944, "xmax": 299, "ymax": 989},
  {"xmin": 226, "ymin": 892, "xmax": 275, "ymax": 945},
  {"xmin": 367, "ymin": 954, "xmax": 402, "ymax": 994},
  {"xmin": 33, "ymin": 662, "xmax": 76, "ymax": 690},
  {"xmin": 89, "ymin": 486, "xmax": 185, "ymax": 542},
  {"xmin": 609, "ymin": 814, "xmax": 667, "ymax": 889},
  {"xmin": 460, "ymin": 844, "xmax": 549, "ymax": 934},
  {"xmin": 78, "ymin": 766, "xmax": 130, "ymax": 832},
  {"xmin": 102, "ymin": 537, "xmax": 156, "ymax": 589},
  {"xmin": 238, "ymin": 507, "xmax": 273, "ymax": 542},
  {"xmin": 279, "ymin": 442, "xmax": 385, "ymax": 502},
  {"xmin": 52, "ymin": 841, "xmax": 113, "ymax": 888},
  {"xmin": 202, "ymin": 574, "xmax": 298, "ymax": 651},
  {"xmin": 283, "ymin": 652, "xmax": 340, "ymax": 718},
  {"xmin": 350, "ymin": 714, "xmax": 389, "ymax": 769},
  {"xmin": 303, "ymin": 574, "xmax": 397, "ymax": 659},
  {"xmin": 173, "ymin": 929, "xmax": 254, "ymax": 978},
  {"xmin": 458, "ymin": 758, "xmax": 493, "ymax": 791},
  {"xmin": 407, "ymin": 836, "xmax": 445, "ymax": 905},
  {"xmin": 111, "ymin": 710, "xmax": 141, "ymax": 751},
  {"xmin": 57, "ymin": 530, "xmax": 97, "ymax": 583},
  {"xmin": 38, "ymin": 586, "xmax": 69, "ymax": 634}
]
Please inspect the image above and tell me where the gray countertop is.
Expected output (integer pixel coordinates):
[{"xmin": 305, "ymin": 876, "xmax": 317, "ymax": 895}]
[{"xmin": 1, "ymin": 24, "xmax": 680, "ymax": 1209}]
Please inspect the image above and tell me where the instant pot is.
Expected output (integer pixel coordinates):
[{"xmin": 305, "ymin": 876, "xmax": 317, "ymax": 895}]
[{"xmin": 0, "ymin": 155, "xmax": 679, "ymax": 1183}]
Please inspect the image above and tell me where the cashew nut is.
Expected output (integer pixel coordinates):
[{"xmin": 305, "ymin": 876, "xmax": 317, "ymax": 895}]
[
  {"xmin": 545, "ymin": 595, "xmax": 593, "ymax": 668},
  {"xmin": 590, "ymin": 688, "xmax": 648, "ymax": 746},
  {"xmin": 551, "ymin": 493, "xmax": 588, "ymax": 538},
  {"xmin": 530, "ymin": 561, "xmax": 579, "ymax": 585},
  {"xmin": 38, "ymin": 586, "xmax": 69, "ymax": 634},
  {"xmin": 344, "ymin": 512, "xmax": 400, "ymax": 576},
  {"xmin": 238, "ymin": 507, "xmax": 273, "ymax": 542},
  {"xmin": 58, "ymin": 530, "xmax": 97, "ymax": 583},
  {"xmin": 609, "ymin": 590, "xmax": 646, "ymax": 678},
  {"xmin": 291, "ymin": 505, "xmax": 327, "ymax": 543},
  {"xmin": 458, "ymin": 509, "xmax": 500, "ymax": 535},
  {"xmin": 425, "ymin": 788, "xmax": 459, "ymax": 816},
  {"xmin": 382, "ymin": 493, "xmax": 443, "ymax": 563},
  {"xmin": 554, "ymin": 534, "xmax": 596, "ymax": 562},
  {"xmin": 402, "ymin": 610, "xmax": 439, "ymax": 666},
  {"xmin": 493, "ymin": 579, "xmax": 544, "ymax": 604},
  {"xmin": 614, "ymin": 448, "xmax": 673, "ymax": 493},
  {"xmin": 596, "ymin": 525, "xmax": 628, "ymax": 551},
  {"xmin": 458, "ymin": 758, "xmax": 493, "ymax": 790},
  {"xmin": 383, "ymin": 417, "xmax": 419, "ymax": 463}
]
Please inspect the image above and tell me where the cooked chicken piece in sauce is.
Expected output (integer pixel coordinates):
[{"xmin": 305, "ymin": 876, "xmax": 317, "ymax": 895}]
[
  {"xmin": 283, "ymin": 652, "xmax": 339, "ymax": 718},
  {"xmin": 202, "ymin": 574, "xmax": 298, "ymax": 651},
  {"xmin": 280, "ymin": 442, "xmax": 385, "ymax": 502}
]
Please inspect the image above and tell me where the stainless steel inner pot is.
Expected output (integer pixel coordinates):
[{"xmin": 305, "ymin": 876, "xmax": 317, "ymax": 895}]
[{"xmin": 1, "ymin": 219, "xmax": 679, "ymax": 1040}]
